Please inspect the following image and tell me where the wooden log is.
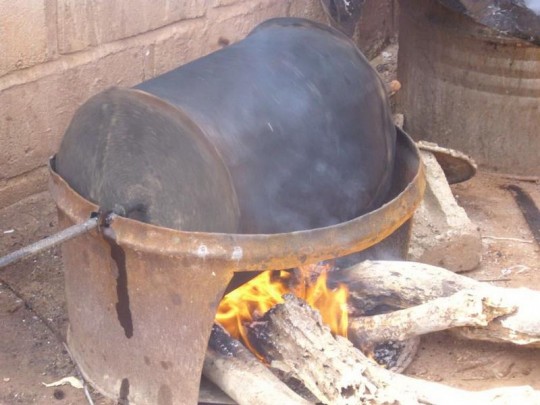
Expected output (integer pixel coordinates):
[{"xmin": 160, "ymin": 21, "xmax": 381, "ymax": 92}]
[
  {"xmin": 247, "ymin": 294, "xmax": 374, "ymax": 405},
  {"xmin": 203, "ymin": 323, "xmax": 311, "ymax": 405},
  {"xmin": 349, "ymin": 289, "xmax": 515, "ymax": 346},
  {"xmin": 329, "ymin": 260, "xmax": 540, "ymax": 348},
  {"xmin": 366, "ymin": 363, "xmax": 540, "ymax": 405},
  {"xmin": 247, "ymin": 293, "xmax": 540, "ymax": 405}
]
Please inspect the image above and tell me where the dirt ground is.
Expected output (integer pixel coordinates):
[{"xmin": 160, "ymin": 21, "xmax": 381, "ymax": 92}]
[
  {"xmin": 0, "ymin": 170, "xmax": 538, "ymax": 404},
  {"xmin": 406, "ymin": 172, "xmax": 540, "ymax": 390}
]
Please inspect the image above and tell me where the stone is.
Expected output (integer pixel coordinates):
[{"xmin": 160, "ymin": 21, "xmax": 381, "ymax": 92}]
[{"xmin": 409, "ymin": 150, "xmax": 482, "ymax": 272}]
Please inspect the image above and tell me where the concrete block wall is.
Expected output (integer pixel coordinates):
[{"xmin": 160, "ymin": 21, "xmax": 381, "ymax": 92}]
[{"xmin": 0, "ymin": 0, "xmax": 396, "ymax": 216}]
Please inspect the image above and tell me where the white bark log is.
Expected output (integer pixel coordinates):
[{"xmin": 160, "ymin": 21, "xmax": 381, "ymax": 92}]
[
  {"xmin": 329, "ymin": 260, "xmax": 540, "ymax": 348},
  {"xmin": 349, "ymin": 289, "xmax": 515, "ymax": 345}
]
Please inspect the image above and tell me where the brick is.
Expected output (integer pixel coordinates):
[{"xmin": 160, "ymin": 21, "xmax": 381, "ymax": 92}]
[
  {"xmin": 288, "ymin": 0, "xmax": 328, "ymax": 23},
  {"xmin": 0, "ymin": 49, "xmax": 148, "ymax": 180},
  {"xmin": 213, "ymin": 0, "xmax": 245, "ymax": 6},
  {"xmin": 0, "ymin": 0, "xmax": 57, "ymax": 76},
  {"xmin": 57, "ymin": 0, "xmax": 206, "ymax": 54},
  {"xmin": 409, "ymin": 151, "xmax": 482, "ymax": 272},
  {"xmin": 203, "ymin": 0, "xmax": 290, "ymax": 53},
  {"xmin": 150, "ymin": 19, "xmax": 214, "ymax": 78}
]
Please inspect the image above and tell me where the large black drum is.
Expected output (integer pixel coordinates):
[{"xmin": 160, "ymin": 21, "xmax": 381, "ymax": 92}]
[{"xmin": 56, "ymin": 17, "xmax": 396, "ymax": 234}]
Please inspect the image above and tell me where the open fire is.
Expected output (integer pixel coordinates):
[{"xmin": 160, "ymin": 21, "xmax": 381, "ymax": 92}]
[{"xmin": 215, "ymin": 264, "xmax": 349, "ymax": 358}]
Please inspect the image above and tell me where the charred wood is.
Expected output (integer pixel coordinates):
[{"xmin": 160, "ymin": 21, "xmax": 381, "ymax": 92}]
[
  {"xmin": 203, "ymin": 323, "xmax": 310, "ymax": 405},
  {"xmin": 247, "ymin": 294, "xmax": 376, "ymax": 405}
]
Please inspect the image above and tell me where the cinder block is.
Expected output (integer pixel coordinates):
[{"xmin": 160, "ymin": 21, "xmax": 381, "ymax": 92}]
[
  {"xmin": 57, "ymin": 0, "xmax": 205, "ymax": 54},
  {"xmin": 0, "ymin": 0, "xmax": 57, "ymax": 76},
  {"xmin": 288, "ymin": 0, "xmax": 328, "ymax": 23},
  {"xmin": 203, "ymin": 0, "xmax": 291, "ymax": 53},
  {"xmin": 0, "ymin": 47, "xmax": 150, "ymax": 181},
  {"xmin": 409, "ymin": 151, "xmax": 482, "ymax": 272},
  {"xmin": 213, "ymin": 0, "xmax": 245, "ymax": 7},
  {"xmin": 150, "ymin": 19, "xmax": 213, "ymax": 77}
]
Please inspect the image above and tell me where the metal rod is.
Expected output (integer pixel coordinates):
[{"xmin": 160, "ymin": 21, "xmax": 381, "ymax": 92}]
[
  {"xmin": 506, "ymin": 185, "xmax": 540, "ymax": 246},
  {"xmin": 0, "ymin": 217, "xmax": 99, "ymax": 269}
]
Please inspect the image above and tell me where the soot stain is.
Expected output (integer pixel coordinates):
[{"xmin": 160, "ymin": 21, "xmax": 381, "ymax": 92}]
[
  {"xmin": 53, "ymin": 389, "xmax": 65, "ymax": 400},
  {"xmin": 144, "ymin": 356, "xmax": 151, "ymax": 366},
  {"xmin": 109, "ymin": 241, "xmax": 133, "ymax": 338},
  {"xmin": 157, "ymin": 385, "xmax": 173, "ymax": 405},
  {"xmin": 160, "ymin": 360, "xmax": 173, "ymax": 370},
  {"xmin": 217, "ymin": 37, "xmax": 230, "ymax": 47},
  {"xmin": 119, "ymin": 378, "xmax": 130, "ymax": 404}
]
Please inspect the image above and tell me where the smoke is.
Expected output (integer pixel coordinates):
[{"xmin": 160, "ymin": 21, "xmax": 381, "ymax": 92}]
[{"xmin": 523, "ymin": 0, "xmax": 540, "ymax": 14}]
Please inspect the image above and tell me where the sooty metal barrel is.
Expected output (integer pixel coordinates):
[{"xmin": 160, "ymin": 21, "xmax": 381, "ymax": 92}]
[
  {"xmin": 50, "ymin": 128, "xmax": 424, "ymax": 405},
  {"xmin": 56, "ymin": 18, "xmax": 396, "ymax": 235}
]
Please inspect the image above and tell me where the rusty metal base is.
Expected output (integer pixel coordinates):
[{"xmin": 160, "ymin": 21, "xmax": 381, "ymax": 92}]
[{"xmin": 51, "ymin": 128, "xmax": 424, "ymax": 405}]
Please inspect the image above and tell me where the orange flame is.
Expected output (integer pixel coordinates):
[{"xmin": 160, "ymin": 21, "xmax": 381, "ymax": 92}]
[{"xmin": 215, "ymin": 263, "xmax": 348, "ymax": 358}]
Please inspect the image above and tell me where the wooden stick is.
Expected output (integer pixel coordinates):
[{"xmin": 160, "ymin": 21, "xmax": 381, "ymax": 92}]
[
  {"xmin": 203, "ymin": 323, "xmax": 311, "ymax": 405},
  {"xmin": 329, "ymin": 260, "xmax": 540, "ymax": 348},
  {"xmin": 349, "ymin": 289, "xmax": 515, "ymax": 346}
]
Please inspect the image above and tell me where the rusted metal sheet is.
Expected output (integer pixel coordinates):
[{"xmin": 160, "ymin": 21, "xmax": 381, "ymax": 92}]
[
  {"xmin": 436, "ymin": 0, "xmax": 540, "ymax": 45},
  {"xmin": 398, "ymin": 0, "xmax": 540, "ymax": 175},
  {"xmin": 49, "ymin": 128, "xmax": 424, "ymax": 405},
  {"xmin": 417, "ymin": 141, "xmax": 477, "ymax": 184}
]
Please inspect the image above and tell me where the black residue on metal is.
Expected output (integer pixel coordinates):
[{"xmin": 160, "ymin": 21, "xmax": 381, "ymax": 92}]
[
  {"xmin": 320, "ymin": 0, "xmax": 365, "ymax": 36},
  {"xmin": 506, "ymin": 184, "xmax": 540, "ymax": 245},
  {"xmin": 119, "ymin": 378, "xmax": 130, "ymax": 404},
  {"xmin": 109, "ymin": 240, "xmax": 133, "ymax": 338}
]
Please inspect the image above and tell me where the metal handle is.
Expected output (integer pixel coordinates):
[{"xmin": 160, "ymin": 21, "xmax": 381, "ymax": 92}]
[{"xmin": 0, "ymin": 217, "xmax": 100, "ymax": 269}]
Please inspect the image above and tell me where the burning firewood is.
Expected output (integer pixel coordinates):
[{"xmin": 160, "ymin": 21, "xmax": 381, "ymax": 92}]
[
  {"xmin": 329, "ymin": 260, "xmax": 540, "ymax": 348},
  {"xmin": 203, "ymin": 260, "xmax": 540, "ymax": 404},
  {"xmin": 244, "ymin": 294, "xmax": 540, "ymax": 405},
  {"xmin": 203, "ymin": 323, "xmax": 310, "ymax": 405},
  {"xmin": 247, "ymin": 294, "xmax": 371, "ymax": 405}
]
